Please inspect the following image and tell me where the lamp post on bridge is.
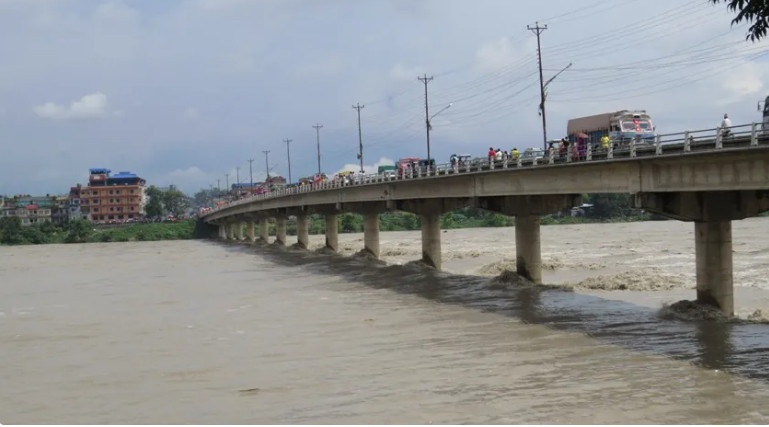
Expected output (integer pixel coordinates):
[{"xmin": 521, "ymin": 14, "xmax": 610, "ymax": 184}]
[{"xmin": 427, "ymin": 102, "xmax": 453, "ymax": 168}]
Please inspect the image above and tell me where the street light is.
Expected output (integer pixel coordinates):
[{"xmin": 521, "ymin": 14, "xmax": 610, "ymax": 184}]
[{"xmin": 426, "ymin": 103, "xmax": 453, "ymax": 168}]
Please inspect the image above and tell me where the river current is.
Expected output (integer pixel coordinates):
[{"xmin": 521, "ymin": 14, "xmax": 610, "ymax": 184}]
[{"xmin": 2, "ymin": 227, "xmax": 769, "ymax": 423}]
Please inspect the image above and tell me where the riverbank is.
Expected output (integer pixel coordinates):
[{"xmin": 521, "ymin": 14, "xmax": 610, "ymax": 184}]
[{"xmin": 0, "ymin": 219, "xmax": 195, "ymax": 245}]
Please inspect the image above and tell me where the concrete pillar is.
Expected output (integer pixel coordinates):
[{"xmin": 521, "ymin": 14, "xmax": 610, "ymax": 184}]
[
  {"xmin": 515, "ymin": 215, "xmax": 542, "ymax": 284},
  {"xmin": 227, "ymin": 223, "xmax": 236, "ymax": 240},
  {"xmin": 245, "ymin": 221, "xmax": 255, "ymax": 242},
  {"xmin": 296, "ymin": 214, "xmax": 310, "ymax": 249},
  {"xmin": 218, "ymin": 225, "xmax": 226, "ymax": 239},
  {"xmin": 420, "ymin": 213, "xmax": 442, "ymax": 269},
  {"xmin": 258, "ymin": 218, "xmax": 269, "ymax": 243},
  {"xmin": 275, "ymin": 215, "xmax": 287, "ymax": 246},
  {"xmin": 235, "ymin": 222, "xmax": 245, "ymax": 241},
  {"xmin": 325, "ymin": 214, "xmax": 338, "ymax": 252},
  {"xmin": 695, "ymin": 221, "xmax": 733, "ymax": 315},
  {"xmin": 363, "ymin": 212, "xmax": 380, "ymax": 258}
]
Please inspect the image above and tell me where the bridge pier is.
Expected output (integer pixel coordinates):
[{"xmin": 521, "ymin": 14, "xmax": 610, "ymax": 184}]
[
  {"xmin": 235, "ymin": 221, "xmax": 245, "ymax": 241},
  {"xmin": 515, "ymin": 215, "xmax": 542, "ymax": 283},
  {"xmin": 325, "ymin": 214, "xmax": 338, "ymax": 252},
  {"xmin": 296, "ymin": 214, "xmax": 310, "ymax": 249},
  {"xmin": 363, "ymin": 212, "xmax": 380, "ymax": 258},
  {"xmin": 258, "ymin": 218, "xmax": 269, "ymax": 243},
  {"xmin": 695, "ymin": 221, "xmax": 733, "ymax": 313},
  {"xmin": 420, "ymin": 212, "xmax": 442, "ymax": 269},
  {"xmin": 637, "ymin": 190, "xmax": 769, "ymax": 316},
  {"xmin": 478, "ymin": 195, "xmax": 581, "ymax": 284},
  {"xmin": 227, "ymin": 222, "xmax": 236, "ymax": 240},
  {"xmin": 245, "ymin": 220, "xmax": 255, "ymax": 242},
  {"xmin": 275, "ymin": 214, "xmax": 287, "ymax": 246},
  {"xmin": 218, "ymin": 224, "xmax": 226, "ymax": 240}
]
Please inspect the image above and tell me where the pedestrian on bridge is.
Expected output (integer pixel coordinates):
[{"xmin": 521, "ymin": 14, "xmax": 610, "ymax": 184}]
[{"xmin": 720, "ymin": 113, "xmax": 732, "ymax": 138}]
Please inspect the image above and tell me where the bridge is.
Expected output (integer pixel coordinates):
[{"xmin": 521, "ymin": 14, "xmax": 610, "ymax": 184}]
[{"xmin": 201, "ymin": 123, "xmax": 769, "ymax": 316}]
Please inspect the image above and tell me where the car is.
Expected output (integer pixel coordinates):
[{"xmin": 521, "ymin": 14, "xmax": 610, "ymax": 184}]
[{"xmin": 521, "ymin": 147, "xmax": 546, "ymax": 161}]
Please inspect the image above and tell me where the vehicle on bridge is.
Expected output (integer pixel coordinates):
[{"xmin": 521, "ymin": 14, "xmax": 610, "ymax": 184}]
[
  {"xmin": 567, "ymin": 110, "xmax": 656, "ymax": 148},
  {"xmin": 397, "ymin": 157, "xmax": 421, "ymax": 177},
  {"xmin": 377, "ymin": 165, "xmax": 397, "ymax": 177}
]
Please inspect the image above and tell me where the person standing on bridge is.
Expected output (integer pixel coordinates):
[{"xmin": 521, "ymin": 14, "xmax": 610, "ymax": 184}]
[
  {"xmin": 488, "ymin": 147, "xmax": 495, "ymax": 164},
  {"xmin": 720, "ymin": 113, "xmax": 732, "ymax": 138}
]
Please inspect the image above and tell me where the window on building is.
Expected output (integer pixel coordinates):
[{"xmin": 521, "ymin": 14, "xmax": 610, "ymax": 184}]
[
  {"xmin": 130, "ymin": 207, "xmax": 135, "ymax": 211},
  {"xmin": 93, "ymin": 199, "xmax": 99, "ymax": 204},
  {"xmin": 93, "ymin": 208, "xmax": 99, "ymax": 212},
  {"xmin": 108, "ymin": 215, "xmax": 114, "ymax": 220},
  {"xmin": 109, "ymin": 190, "xmax": 113, "ymax": 195},
  {"xmin": 118, "ymin": 215, "xmax": 124, "ymax": 219}
]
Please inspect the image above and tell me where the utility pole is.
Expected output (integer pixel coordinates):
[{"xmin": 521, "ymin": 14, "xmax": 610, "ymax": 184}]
[
  {"xmin": 528, "ymin": 21, "xmax": 548, "ymax": 150},
  {"xmin": 313, "ymin": 123, "xmax": 323, "ymax": 174},
  {"xmin": 235, "ymin": 166, "xmax": 240, "ymax": 187},
  {"xmin": 225, "ymin": 173, "xmax": 229, "ymax": 191},
  {"xmin": 248, "ymin": 158, "xmax": 254, "ymax": 192},
  {"xmin": 418, "ymin": 73, "xmax": 434, "ymax": 165},
  {"xmin": 352, "ymin": 103, "xmax": 365, "ymax": 173},
  {"xmin": 283, "ymin": 138, "xmax": 293, "ymax": 183},
  {"xmin": 216, "ymin": 178, "xmax": 220, "ymax": 192},
  {"xmin": 262, "ymin": 150, "xmax": 271, "ymax": 180}
]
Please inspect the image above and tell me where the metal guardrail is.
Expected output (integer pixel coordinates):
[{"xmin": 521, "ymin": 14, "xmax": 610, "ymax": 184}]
[{"xmin": 203, "ymin": 122, "xmax": 769, "ymax": 217}]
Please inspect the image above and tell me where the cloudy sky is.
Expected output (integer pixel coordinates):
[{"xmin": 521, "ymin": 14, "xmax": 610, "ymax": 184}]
[{"xmin": 2, "ymin": 0, "xmax": 768, "ymax": 195}]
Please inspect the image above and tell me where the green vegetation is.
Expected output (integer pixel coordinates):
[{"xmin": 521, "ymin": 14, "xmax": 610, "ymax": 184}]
[
  {"xmin": 0, "ymin": 218, "xmax": 195, "ymax": 245},
  {"xmin": 144, "ymin": 185, "xmax": 190, "ymax": 218}
]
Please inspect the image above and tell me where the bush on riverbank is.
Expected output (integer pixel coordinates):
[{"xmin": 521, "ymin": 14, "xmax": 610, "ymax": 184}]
[{"xmin": 0, "ymin": 218, "xmax": 196, "ymax": 245}]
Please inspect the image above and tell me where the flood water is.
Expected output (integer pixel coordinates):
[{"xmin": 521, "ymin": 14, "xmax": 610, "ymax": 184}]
[{"xmin": 3, "ymin": 235, "xmax": 769, "ymax": 424}]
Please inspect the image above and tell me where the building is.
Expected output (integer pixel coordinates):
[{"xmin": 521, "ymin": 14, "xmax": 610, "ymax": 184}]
[
  {"xmin": 67, "ymin": 185, "xmax": 84, "ymax": 221},
  {"xmin": 1, "ymin": 201, "xmax": 52, "ymax": 226},
  {"xmin": 79, "ymin": 169, "xmax": 147, "ymax": 223}
]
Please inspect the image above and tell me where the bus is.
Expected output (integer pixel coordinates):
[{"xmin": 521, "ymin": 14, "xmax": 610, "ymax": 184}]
[{"xmin": 567, "ymin": 110, "xmax": 656, "ymax": 147}]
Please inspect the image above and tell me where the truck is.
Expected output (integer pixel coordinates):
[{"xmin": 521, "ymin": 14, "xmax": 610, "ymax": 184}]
[{"xmin": 566, "ymin": 110, "xmax": 656, "ymax": 147}]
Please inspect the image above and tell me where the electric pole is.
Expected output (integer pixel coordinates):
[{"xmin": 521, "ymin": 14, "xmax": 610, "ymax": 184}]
[
  {"xmin": 235, "ymin": 166, "xmax": 240, "ymax": 186},
  {"xmin": 353, "ymin": 103, "xmax": 365, "ymax": 173},
  {"xmin": 313, "ymin": 123, "xmax": 323, "ymax": 175},
  {"xmin": 216, "ymin": 178, "xmax": 220, "ymax": 192},
  {"xmin": 283, "ymin": 138, "xmax": 293, "ymax": 183},
  {"xmin": 528, "ymin": 21, "xmax": 548, "ymax": 150},
  {"xmin": 248, "ymin": 158, "xmax": 254, "ymax": 193},
  {"xmin": 418, "ymin": 73, "xmax": 434, "ymax": 165},
  {"xmin": 262, "ymin": 150, "xmax": 271, "ymax": 180},
  {"xmin": 225, "ymin": 173, "xmax": 229, "ymax": 191}
]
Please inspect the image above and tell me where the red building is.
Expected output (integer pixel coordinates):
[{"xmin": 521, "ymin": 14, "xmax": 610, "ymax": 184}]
[{"xmin": 79, "ymin": 169, "xmax": 147, "ymax": 223}]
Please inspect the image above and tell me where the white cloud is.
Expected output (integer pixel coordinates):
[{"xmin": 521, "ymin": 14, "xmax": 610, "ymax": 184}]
[
  {"xmin": 389, "ymin": 63, "xmax": 423, "ymax": 82},
  {"xmin": 335, "ymin": 156, "xmax": 395, "ymax": 175},
  {"xmin": 722, "ymin": 62, "xmax": 764, "ymax": 98},
  {"xmin": 475, "ymin": 37, "xmax": 519, "ymax": 72},
  {"xmin": 182, "ymin": 107, "xmax": 200, "ymax": 120},
  {"xmin": 33, "ymin": 92, "xmax": 113, "ymax": 120}
]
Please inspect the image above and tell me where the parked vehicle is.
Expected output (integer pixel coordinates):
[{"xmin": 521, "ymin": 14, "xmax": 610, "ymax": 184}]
[{"xmin": 567, "ymin": 110, "xmax": 656, "ymax": 147}]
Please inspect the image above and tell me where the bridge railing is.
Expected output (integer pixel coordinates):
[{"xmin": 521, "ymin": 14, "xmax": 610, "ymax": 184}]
[{"xmin": 204, "ymin": 122, "xmax": 768, "ymax": 215}]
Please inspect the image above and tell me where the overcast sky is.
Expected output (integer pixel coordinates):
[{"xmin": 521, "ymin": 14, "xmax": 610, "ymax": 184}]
[{"xmin": 2, "ymin": 0, "xmax": 768, "ymax": 195}]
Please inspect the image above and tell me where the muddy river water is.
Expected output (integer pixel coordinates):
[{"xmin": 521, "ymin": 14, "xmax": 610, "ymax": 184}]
[{"xmin": 2, "ymin": 219, "xmax": 769, "ymax": 423}]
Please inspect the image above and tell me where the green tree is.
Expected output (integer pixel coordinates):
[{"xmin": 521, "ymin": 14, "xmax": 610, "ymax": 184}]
[
  {"xmin": 585, "ymin": 193, "xmax": 633, "ymax": 219},
  {"xmin": 711, "ymin": 0, "xmax": 769, "ymax": 41},
  {"xmin": 144, "ymin": 186, "xmax": 165, "ymax": 218},
  {"xmin": 164, "ymin": 189, "xmax": 190, "ymax": 218},
  {"xmin": 65, "ymin": 219, "xmax": 93, "ymax": 243},
  {"xmin": 21, "ymin": 225, "xmax": 49, "ymax": 244},
  {"xmin": 339, "ymin": 213, "xmax": 362, "ymax": 232},
  {"xmin": 441, "ymin": 211, "xmax": 457, "ymax": 229},
  {"xmin": 0, "ymin": 216, "xmax": 24, "ymax": 244}
]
